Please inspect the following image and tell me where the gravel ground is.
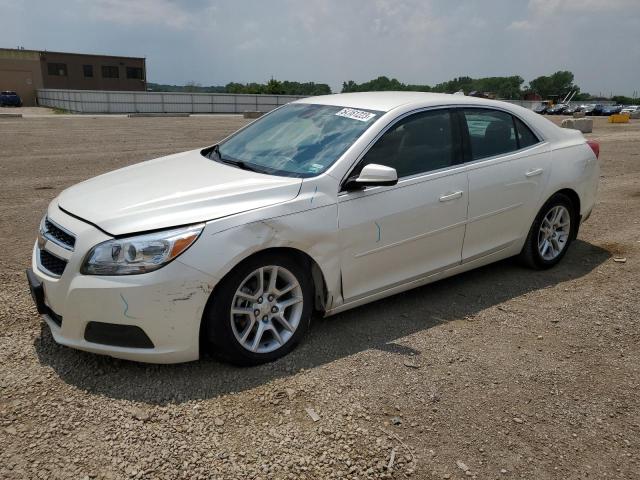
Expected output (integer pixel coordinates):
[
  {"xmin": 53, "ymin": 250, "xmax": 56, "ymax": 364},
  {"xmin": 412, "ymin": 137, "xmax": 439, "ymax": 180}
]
[{"xmin": 0, "ymin": 114, "xmax": 638, "ymax": 480}]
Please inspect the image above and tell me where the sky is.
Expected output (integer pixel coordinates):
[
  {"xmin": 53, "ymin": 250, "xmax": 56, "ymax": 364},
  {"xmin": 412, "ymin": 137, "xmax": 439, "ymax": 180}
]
[{"xmin": 2, "ymin": 0, "xmax": 639, "ymax": 96}]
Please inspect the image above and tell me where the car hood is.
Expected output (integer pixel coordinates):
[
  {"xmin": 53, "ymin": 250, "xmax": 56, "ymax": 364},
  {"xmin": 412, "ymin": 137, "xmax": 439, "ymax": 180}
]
[{"xmin": 57, "ymin": 149, "xmax": 303, "ymax": 236}]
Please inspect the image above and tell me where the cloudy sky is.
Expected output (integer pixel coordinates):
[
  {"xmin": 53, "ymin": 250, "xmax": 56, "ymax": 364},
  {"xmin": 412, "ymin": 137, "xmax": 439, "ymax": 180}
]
[{"xmin": 2, "ymin": 0, "xmax": 639, "ymax": 95}]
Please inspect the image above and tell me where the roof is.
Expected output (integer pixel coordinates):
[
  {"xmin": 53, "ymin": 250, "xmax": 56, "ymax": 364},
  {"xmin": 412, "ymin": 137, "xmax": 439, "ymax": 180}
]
[
  {"xmin": 295, "ymin": 91, "xmax": 564, "ymax": 142},
  {"xmin": 294, "ymin": 91, "xmax": 505, "ymax": 112},
  {"xmin": 0, "ymin": 47, "xmax": 144, "ymax": 61}
]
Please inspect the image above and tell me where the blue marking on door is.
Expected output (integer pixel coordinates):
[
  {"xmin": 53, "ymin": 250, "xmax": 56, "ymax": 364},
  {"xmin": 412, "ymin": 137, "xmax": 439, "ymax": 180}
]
[{"xmin": 374, "ymin": 221, "xmax": 381, "ymax": 242}]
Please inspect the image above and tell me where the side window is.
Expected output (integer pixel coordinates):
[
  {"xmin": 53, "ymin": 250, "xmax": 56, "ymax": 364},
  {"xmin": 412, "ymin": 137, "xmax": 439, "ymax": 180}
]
[
  {"xmin": 360, "ymin": 109, "xmax": 454, "ymax": 178},
  {"xmin": 463, "ymin": 109, "xmax": 518, "ymax": 160},
  {"xmin": 463, "ymin": 109, "xmax": 540, "ymax": 160},
  {"xmin": 514, "ymin": 117, "xmax": 540, "ymax": 149}
]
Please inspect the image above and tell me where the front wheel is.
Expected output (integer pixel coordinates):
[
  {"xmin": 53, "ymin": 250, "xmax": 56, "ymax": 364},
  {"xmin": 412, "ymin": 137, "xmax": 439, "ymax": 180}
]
[
  {"xmin": 519, "ymin": 193, "xmax": 577, "ymax": 269},
  {"xmin": 202, "ymin": 252, "xmax": 313, "ymax": 366}
]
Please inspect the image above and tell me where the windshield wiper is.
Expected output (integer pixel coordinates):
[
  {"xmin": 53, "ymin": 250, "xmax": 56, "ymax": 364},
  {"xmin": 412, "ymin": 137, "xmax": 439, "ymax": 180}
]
[
  {"xmin": 221, "ymin": 158, "xmax": 262, "ymax": 173},
  {"xmin": 210, "ymin": 145, "xmax": 262, "ymax": 173}
]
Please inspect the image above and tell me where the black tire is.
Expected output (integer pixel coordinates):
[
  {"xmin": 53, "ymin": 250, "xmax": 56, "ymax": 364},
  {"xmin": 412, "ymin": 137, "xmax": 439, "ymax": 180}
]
[
  {"xmin": 202, "ymin": 252, "xmax": 313, "ymax": 366},
  {"xmin": 519, "ymin": 193, "xmax": 577, "ymax": 269}
]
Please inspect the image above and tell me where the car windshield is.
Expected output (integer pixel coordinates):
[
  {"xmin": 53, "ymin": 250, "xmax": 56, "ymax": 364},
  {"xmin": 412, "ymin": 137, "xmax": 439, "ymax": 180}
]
[
  {"xmin": 214, "ymin": 103, "xmax": 382, "ymax": 178},
  {"xmin": 1, "ymin": 91, "xmax": 17, "ymax": 95}
]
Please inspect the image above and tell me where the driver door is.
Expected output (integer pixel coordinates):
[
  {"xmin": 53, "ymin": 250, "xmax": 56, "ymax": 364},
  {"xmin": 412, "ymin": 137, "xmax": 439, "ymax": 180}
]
[{"xmin": 337, "ymin": 108, "xmax": 468, "ymax": 302}]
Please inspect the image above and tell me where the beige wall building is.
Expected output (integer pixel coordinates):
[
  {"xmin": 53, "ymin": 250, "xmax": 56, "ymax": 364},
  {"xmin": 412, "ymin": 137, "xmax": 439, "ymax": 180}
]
[
  {"xmin": 0, "ymin": 49, "xmax": 44, "ymax": 106},
  {"xmin": 0, "ymin": 48, "xmax": 146, "ymax": 106}
]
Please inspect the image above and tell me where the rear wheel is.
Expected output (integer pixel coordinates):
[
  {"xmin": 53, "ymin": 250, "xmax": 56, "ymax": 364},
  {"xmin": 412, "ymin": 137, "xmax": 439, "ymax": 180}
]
[
  {"xmin": 519, "ymin": 193, "xmax": 576, "ymax": 269},
  {"xmin": 202, "ymin": 252, "xmax": 312, "ymax": 366}
]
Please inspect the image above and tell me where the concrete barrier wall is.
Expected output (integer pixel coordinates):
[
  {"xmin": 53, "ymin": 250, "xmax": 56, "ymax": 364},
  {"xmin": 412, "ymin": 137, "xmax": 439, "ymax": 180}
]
[
  {"xmin": 37, "ymin": 89, "xmax": 306, "ymax": 114},
  {"xmin": 36, "ymin": 89, "xmax": 616, "ymax": 114}
]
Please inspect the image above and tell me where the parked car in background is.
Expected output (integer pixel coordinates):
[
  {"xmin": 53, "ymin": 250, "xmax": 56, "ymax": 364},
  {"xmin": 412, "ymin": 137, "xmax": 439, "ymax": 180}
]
[
  {"xmin": 581, "ymin": 104, "xmax": 596, "ymax": 115},
  {"xmin": 585, "ymin": 104, "xmax": 606, "ymax": 116},
  {"xmin": 621, "ymin": 105, "xmax": 638, "ymax": 114},
  {"xmin": 546, "ymin": 103, "xmax": 568, "ymax": 115},
  {"xmin": 27, "ymin": 92, "xmax": 601, "ymax": 365},
  {"xmin": 602, "ymin": 105, "xmax": 623, "ymax": 116},
  {"xmin": 533, "ymin": 103, "xmax": 548, "ymax": 114},
  {"xmin": 0, "ymin": 91, "xmax": 22, "ymax": 107},
  {"xmin": 563, "ymin": 104, "xmax": 579, "ymax": 115}
]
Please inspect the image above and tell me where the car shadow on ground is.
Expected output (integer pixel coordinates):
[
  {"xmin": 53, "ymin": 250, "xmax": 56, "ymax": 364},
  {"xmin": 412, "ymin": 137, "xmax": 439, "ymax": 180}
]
[{"xmin": 34, "ymin": 240, "xmax": 609, "ymax": 404}]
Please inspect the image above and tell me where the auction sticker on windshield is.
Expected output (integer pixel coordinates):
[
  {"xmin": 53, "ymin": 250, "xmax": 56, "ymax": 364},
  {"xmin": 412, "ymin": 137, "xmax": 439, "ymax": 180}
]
[{"xmin": 335, "ymin": 108, "xmax": 377, "ymax": 122}]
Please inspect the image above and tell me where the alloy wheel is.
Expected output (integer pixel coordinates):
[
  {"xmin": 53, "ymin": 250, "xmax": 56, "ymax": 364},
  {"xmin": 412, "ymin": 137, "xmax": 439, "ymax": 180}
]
[
  {"xmin": 230, "ymin": 265, "xmax": 304, "ymax": 354},
  {"xmin": 537, "ymin": 205, "xmax": 571, "ymax": 261}
]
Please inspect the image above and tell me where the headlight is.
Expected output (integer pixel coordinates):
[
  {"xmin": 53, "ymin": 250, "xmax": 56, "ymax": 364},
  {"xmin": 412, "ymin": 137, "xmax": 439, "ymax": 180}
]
[{"xmin": 81, "ymin": 223, "xmax": 204, "ymax": 275}]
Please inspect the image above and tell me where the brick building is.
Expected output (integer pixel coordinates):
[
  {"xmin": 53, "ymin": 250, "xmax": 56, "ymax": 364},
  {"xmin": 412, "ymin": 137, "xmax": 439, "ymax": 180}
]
[{"xmin": 0, "ymin": 48, "xmax": 146, "ymax": 106}]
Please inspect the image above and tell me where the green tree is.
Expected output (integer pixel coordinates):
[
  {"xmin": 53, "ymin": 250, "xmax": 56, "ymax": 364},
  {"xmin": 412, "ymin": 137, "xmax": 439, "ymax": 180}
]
[
  {"xmin": 341, "ymin": 76, "xmax": 431, "ymax": 93},
  {"xmin": 528, "ymin": 71, "xmax": 579, "ymax": 99},
  {"xmin": 224, "ymin": 82, "xmax": 245, "ymax": 94},
  {"xmin": 342, "ymin": 80, "xmax": 358, "ymax": 92},
  {"xmin": 265, "ymin": 78, "xmax": 284, "ymax": 94},
  {"xmin": 611, "ymin": 95, "xmax": 635, "ymax": 105}
]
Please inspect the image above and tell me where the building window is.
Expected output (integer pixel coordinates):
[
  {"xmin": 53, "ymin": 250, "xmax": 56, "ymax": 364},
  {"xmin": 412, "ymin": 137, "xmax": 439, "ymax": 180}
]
[
  {"xmin": 47, "ymin": 63, "xmax": 67, "ymax": 76},
  {"xmin": 101, "ymin": 65, "xmax": 119, "ymax": 78},
  {"xmin": 83, "ymin": 65, "xmax": 94, "ymax": 78},
  {"xmin": 126, "ymin": 67, "xmax": 144, "ymax": 80}
]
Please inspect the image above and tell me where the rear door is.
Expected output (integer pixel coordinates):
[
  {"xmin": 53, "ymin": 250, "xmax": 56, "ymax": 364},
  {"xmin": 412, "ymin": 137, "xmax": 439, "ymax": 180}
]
[
  {"xmin": 337, "ymin": 108, "xmax": 468, "ymax": 301},
  {"xmin": 459, "ymin": 108, "xmax": 551, "ymax": 262}
]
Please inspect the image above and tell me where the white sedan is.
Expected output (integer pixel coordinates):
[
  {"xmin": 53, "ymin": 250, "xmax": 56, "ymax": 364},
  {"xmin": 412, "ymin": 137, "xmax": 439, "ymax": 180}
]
[{"xmin": 27, "ymin": 92, "xmax": 600, "ymax": 365}]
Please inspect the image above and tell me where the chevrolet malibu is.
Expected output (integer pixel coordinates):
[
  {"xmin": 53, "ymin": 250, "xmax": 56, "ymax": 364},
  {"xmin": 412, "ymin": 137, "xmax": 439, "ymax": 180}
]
[{"xmin": 27, "ymin": 92, "xmax": 600, "ymax": 365}]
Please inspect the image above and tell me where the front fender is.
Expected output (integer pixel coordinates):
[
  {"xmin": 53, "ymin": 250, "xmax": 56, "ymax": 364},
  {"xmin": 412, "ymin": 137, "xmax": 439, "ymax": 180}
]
[{"xmin": 178, "ymin": 203, "xmax": 342, "ymax": 309}]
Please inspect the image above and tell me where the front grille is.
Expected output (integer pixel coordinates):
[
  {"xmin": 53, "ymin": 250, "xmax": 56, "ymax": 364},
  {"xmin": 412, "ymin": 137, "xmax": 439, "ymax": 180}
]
[
  {"xmin": 39, "ymin": 250, "xmax": 67, "ymax": 276},
  {"xmin": 44, "ymin": 219, "xmax": 76, "ymax": 250}
]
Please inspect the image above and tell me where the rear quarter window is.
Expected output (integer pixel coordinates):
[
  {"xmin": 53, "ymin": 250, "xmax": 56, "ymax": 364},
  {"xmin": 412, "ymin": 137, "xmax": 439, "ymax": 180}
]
[
  {"xmin": 514, "ymin": 117, "xmax": 540, "ymax": 149},
  {"xmin": 463, "ymin": 109, "xmax": 540, "ymax": 161},
  {"xmin": 463, "ymin": 109, "xmax": 518, "ymax": 160}
]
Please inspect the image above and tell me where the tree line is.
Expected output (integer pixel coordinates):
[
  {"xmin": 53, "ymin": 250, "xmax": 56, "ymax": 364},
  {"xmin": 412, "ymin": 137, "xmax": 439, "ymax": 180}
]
[
  {"xmin": 147, "ymin": 79, "xmax": 331, "ymax": 96},
  {"xmin": 149, "ymin": 71, "xmax": 630, "ymax": 101},
  {"xmin": 342, "ymin": 71, "xmax": 588, "ymax": 100}
]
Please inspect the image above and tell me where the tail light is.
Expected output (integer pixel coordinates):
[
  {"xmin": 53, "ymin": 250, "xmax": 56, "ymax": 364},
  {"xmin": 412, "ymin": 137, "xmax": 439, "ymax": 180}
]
[{"xmin": 587, "ymin": 140, "xmax": 600, "ymax": 159}]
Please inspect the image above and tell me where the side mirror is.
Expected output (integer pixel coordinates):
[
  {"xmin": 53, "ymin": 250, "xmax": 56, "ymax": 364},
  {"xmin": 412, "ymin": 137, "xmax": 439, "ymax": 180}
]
[{"xmin": 344, "ymin": 164, "xmax": 398, "ymax": 191}]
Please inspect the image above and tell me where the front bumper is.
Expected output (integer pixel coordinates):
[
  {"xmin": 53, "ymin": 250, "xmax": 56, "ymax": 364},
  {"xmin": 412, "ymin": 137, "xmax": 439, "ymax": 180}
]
[{"xmin": 29, "ymin": 206, "xmax": 216, "ymax": 364}]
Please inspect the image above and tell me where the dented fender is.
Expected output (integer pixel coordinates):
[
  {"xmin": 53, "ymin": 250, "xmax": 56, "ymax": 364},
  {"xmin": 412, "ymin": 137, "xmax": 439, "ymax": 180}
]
[{"xmin": 178, "ymin": 175, "xmax": 343, "ymax": 311}]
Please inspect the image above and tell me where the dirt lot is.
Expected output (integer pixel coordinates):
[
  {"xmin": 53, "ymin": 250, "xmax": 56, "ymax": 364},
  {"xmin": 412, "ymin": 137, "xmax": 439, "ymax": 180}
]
[{"xmin": 0, "ymin": 114, "xmax": 638, "ymax": 480}]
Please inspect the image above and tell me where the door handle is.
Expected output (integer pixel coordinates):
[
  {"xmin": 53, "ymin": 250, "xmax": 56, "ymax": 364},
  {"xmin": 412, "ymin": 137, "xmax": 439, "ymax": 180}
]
[
  {"xmin": 525, "ymin": 168, "xmax": 544, "ymax": 177},
  {"xmin": 439, "ymin": 191, "xmax": 464, "ymax": 202}
]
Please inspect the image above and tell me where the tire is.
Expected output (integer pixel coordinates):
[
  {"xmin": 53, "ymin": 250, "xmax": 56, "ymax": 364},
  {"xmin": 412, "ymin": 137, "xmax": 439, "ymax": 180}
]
[
  {"xmin": 519, "ymin": 193, "xmax": 577, "ymax": 269},
  {"xmin": 202, "ymin": 252, "xmax": 313, "ymax": 366}
]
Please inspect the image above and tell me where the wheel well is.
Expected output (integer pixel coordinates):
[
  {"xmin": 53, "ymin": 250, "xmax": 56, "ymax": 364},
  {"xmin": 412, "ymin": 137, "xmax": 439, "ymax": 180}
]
[
  {"xmin": 556, "ymin": 188, "xmax": 580, "ymax": 213},
  {"xmin": 212, "ymin": 247, "xmax": 328, "ymax": 313},
  {"xmin": 554, "ymin": 188, "xmax": 581, "ymax": 239},
  {"xmin": 198, "ymin": 247, "xmax": 329, "ymax": 356}
]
